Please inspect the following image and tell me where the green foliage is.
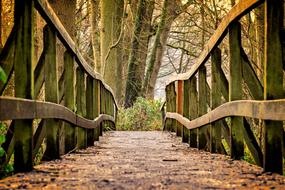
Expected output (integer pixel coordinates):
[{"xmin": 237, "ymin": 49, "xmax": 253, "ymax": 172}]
[
  {"xmin": 0, "ymin": 123, "xmax": 14, "ymax": 178},
  {"xmin": 117, "ymin": 97, "xmax": 162, "ymax": 131},
  {"xmin": 0, "ymin": 66, "xmax": 7, "ymax": 84}
]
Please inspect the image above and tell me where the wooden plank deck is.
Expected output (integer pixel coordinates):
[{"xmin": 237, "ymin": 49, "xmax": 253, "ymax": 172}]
[{"xmin": 0, "ymin": 131, "xmax": 284, "ymax": 189}]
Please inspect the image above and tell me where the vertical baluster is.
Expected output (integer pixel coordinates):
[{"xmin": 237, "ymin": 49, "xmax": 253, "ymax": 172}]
[
  {"xmin": 263, "ymin": 0, "xmax": 283, "ymax": 174},
  {"xmin": 93, "ymin": 79, "xmax": 101, "ymax": 140},
  {"xmin": 189, "ymin": 76, "xmax": 198, "ymax": 148},
  {"xmin": 229, "ymin": 22, "xmax": 244, "ymax": 158},
  {"xmin": 198, "ymin": 66, "xmax": 208, "ymax": 150},
  {"xmin": 99, "ymin": 84, "xmax": 105, "ymax": 136},
  {"xmin": 182, "ymin": 79, "xmax": 190, "ymax": 143},
  {"xmin": 86, "ymin": 76, "xmax": 94, "ymax": 146},
  {"xmin": 76, "ymin": 67, "xmax": 87, "ymax": 149},
  {"xmin": 14, "ymin": 0, "xmax": 34, "ymax": 172},
  {"xmin": 64, "ymin": 50, "xmax": 76, "ymax": 153},
  {"xmin": 176, "ymin": 80, "xmax": 183, "ymax": 137},
  {"xmin": 169, "ymin": 82, "xmax": 176, "ymax": 132},
  {"xmin": 164, "ymin": 85, "xmax": 171, "ymax": 131},
  {"xmin": 43, "ymin": 25, "xmax": 60, "ymax": 160},
  {"xmin": 211, "ymin": 48, "xmax": 223, "ymax": 153}
]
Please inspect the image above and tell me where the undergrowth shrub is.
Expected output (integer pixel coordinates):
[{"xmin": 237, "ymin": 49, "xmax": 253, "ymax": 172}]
[{"xmin": 117, "ymin": 97, "xmax": 162, "ymax": 131}]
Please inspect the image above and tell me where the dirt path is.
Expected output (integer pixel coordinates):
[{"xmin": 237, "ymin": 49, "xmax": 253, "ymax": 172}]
[{"xmin": 0, "ymin": 131, "xmax": 284, "ymax": 189}]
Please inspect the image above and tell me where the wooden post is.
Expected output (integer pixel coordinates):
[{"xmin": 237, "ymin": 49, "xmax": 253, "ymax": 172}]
[
  {"xmin": 99, "ymin": 83, "xmax": 105, "ymax": 136},
  {"xmin": 176, "ymin": 80, "xmax": 183, "ymax": 137},
  {"xmin": 182, "ymin": 80, "xmax": 190, "ymax": 143},
  {"xmin": 189, "ymin": 76, "xmax": 198, "ymax": 148},
  {"xmin": 169, "ymin": 82, "xmax": 176, "ymax": 132},
  {"xmin": 198, "ymin": 66, "xmax": 208, "ymax": 150},
  {"xmin": 76, "ymin": 67, "xmax": 87, "ymax": 149},
  {"xmin": 165, "ymin": 85, "xmax": 172, "ymax": 131},
  {"xmin": 86, "ymin": 76, "xmax": 94, "ymax": 146},
  {"xmin": 229, "ymin": 22, "xmax": 244, "ymax": 159},
  {"xmin": 43, "ymin": 25, "xmax": 60, "ymax": 160},
  {"xmin": 210, "ymin": 47, "xmax": 223, "ymax": 153},
  {"xmin": 93, "ymin": 79, "xmax": 101, "ymax": 141},
  {"xmin": 13, "ymin": 0, "xmax": 34, "ymax": 172},
  {"xmin": 64, "ymin": 50, "xmax": 76, "ymax": 153},
  {"xmin": 263, "ymin": 0, "xmax": 284, "ymax": 174}
]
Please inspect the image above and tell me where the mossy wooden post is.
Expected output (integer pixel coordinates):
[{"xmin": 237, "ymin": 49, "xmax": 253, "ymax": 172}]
[
  {"xmin": 169, "ymin": 82, "xmax": 176, "ymax": 132},
  {"xmin": 99, "ymin": 83, "xmax": 105, "ymax": 136},
  {"xmin": 189, "ymin": 76, "xmax": 198, "ymax": 148},
  {"xmin": 93, "ymin": 79, "xmax": 101, "ymax": 141},
  {"xmin": 43, "ymin": 25, "xmax": 60, "ymax": 160},
  {"xmin": 210, "ymin": 48, "xmax": 222, "ymax": 153},
  {"xmin": 86, "ymin": 76, "xmax": 94, "ymax": 146},
  {"xmin": 263, "ymin": 0, "xmax": 283, "ymax": 174},
  {"xmin": 164, "ymin": 85, "xmax": 172, "ymax": 131},
  {"xmin": 182, "ymin": 79, "xmax": 190, "ymax": 143},
  {"xmin": 176, "ymin": 80, "xmax": 183, "ymax": 137},
  {"xmin": 76, "ymin": 67, "xmax": 87, "ymax": 149},
  {"xmin": 229, "ymin": 22, "xmax": 244, "ymax": 159},
  {"xmin": 198, "ymin": 66, "xmax": 208, "ymax": 150},
  {"xmin": 64, "ymin": 50, "xmax": 76, "ymax": 153},
  {"xmin": 13, "ymin": 0, "xmax": 34, "ymax": 172}
]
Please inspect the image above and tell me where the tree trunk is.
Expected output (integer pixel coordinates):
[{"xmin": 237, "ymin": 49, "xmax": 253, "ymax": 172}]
[
  {"xmin": 142, "ymin": 0, "xmax": 178, "ymax": 98},
  {"xmin": 90, "ymin": 0, "xmax": 101, "ymax": 73},
  {"xmin": 124, "ymin": 0, "xmax": 154, "ymax": 107},
  {"xmin": 100, "ymin": 0, "xmax": 124, "ymax": 99}
]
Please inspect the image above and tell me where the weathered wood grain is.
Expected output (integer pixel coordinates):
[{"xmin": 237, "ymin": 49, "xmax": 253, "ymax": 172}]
[
  {"xmin": 263, "ymin": 0, "xmax": 284, "ymax": 174},
  {"xmin": 43, "ymin": 25, "xmax": 60, "ymax": 160},
  {"xmin": 229, "ymin": 22, "xmax": 244, "ymax": 159},
  {"xmin": 13, "ymin": 0, "xmax": 34, "ymax": 172},
  {"xmin": 165, "ymin": 99, "xmax": 285, "ymax": 130},
  {"xmin": 0, "ymin": 97, "xmax": 115, "ymax": 129}
]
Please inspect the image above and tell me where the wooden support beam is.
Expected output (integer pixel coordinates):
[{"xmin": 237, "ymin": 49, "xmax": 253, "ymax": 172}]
[
  {"xmin": 93, "ymin": 80, "xmax": 100, "ymax": 141},
  {"xmin": 99, "ymin": 83, "xmax": 105, "ymax": 136},
  {"xmin": 34, "ymin": 52, "xmax": 45, "ymax": 98},
  {"xmin": 33, "ymin": 120, "xmax": 46, "ymax": 160},
  {"xmin": 229, "ymin": 22, "xmax": 244, "ymax": 159},
  {"xmin": 189, "ymin": 76, "xmax": 198, "ymax": 148},
  {"xmin": 182, "ymin": 80, "xmax": 190, "ymax": 143},
  {"xmin": 263, "ymin": 0, "xmax": 284, "ymax": 174},
  {"xmin": 64, "ymin": 50, "xmax": 76, "ymax": 153},
  {"xmin": 176, "ymin": 80, "xmax": 183, "ymax": 137},
  {"xmin": 241, "ymin": 48, "xmax": 263, "ymax": 100},
  {"xmin": 43, "ymin": 25, "xmax": 60, "ymax": 161},
  {"xmin": 86, "ymin": 76, "xmax": 94, "ymax": 146},
  {"xmin": 76, "ymin": 67, "xmax": 87, "ymax": 149},
  {"xmin": 198, "ymin": 66, "xmax": 208, "ymax": 150},
  {"xmin": 210, "ymin": 48, "xmax": 222, "ymax": 153},
  {"xmin": 13, "ymin": 0, "xmax": 34, "ymax": 172},
  {"xmin": 0, "ymin": 27, "xmax": 16, "ymax": 94},
  {"xmin": 165, "ymin": 85, "xmax": 172, "ymax": 132}
]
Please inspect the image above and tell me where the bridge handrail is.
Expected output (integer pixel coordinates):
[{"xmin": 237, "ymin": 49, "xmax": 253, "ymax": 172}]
[
  {"xmin": 0, "ymin": 97, "xmax": 115, "ymax": 129},
  {"xmin": 163, "ymin": 0, "xmax": 284, "ymax": 174},
  {"xmin": 34, "ymin": 0, "xmax": 118, "ymax": 109},
  {"xmin": 0, "ymin": 0, "xmax": 118, "ymax": 173},
  {"xmin": 166, "ymin": 0, "xmax": 263, "ymax": 85},
  {"xmin": 166, "ymin": 99, "xmax": 285, "ymax": 130}
]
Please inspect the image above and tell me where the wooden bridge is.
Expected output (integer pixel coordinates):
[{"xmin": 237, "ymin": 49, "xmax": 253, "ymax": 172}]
[{"xmin": 0, "ymin": 0, "xmax": 285, "ymax": 189}]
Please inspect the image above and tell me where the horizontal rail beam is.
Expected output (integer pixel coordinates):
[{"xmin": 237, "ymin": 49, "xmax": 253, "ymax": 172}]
[
  {"xmin": 166, "ymin": 0, "xmax": 264, "ymax": 85},
  {"xmin": 0, "ymin": 97, "xmax": 114, "ymax": 129},
  {"xmin": 166, "ymin": 99, "xmax": 285, "ymax": 130}
]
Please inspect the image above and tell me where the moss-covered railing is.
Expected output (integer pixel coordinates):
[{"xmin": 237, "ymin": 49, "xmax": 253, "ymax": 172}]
[
  {"xmin": 163, "ymin": 0, "xmax": 285, "ymax": 174},
  {"xmin": 0, "ymin": 0, "xmax": 117, "ymax": 172}
]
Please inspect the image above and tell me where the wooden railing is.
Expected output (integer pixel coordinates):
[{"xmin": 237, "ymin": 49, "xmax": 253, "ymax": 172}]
[
  {"xmin": 163, "ymin": 0, "xmax": 285, "ymax": 174},
  {"xmin": 0, "ymin": 0, "xmax": 117, "ymax": 172}
]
